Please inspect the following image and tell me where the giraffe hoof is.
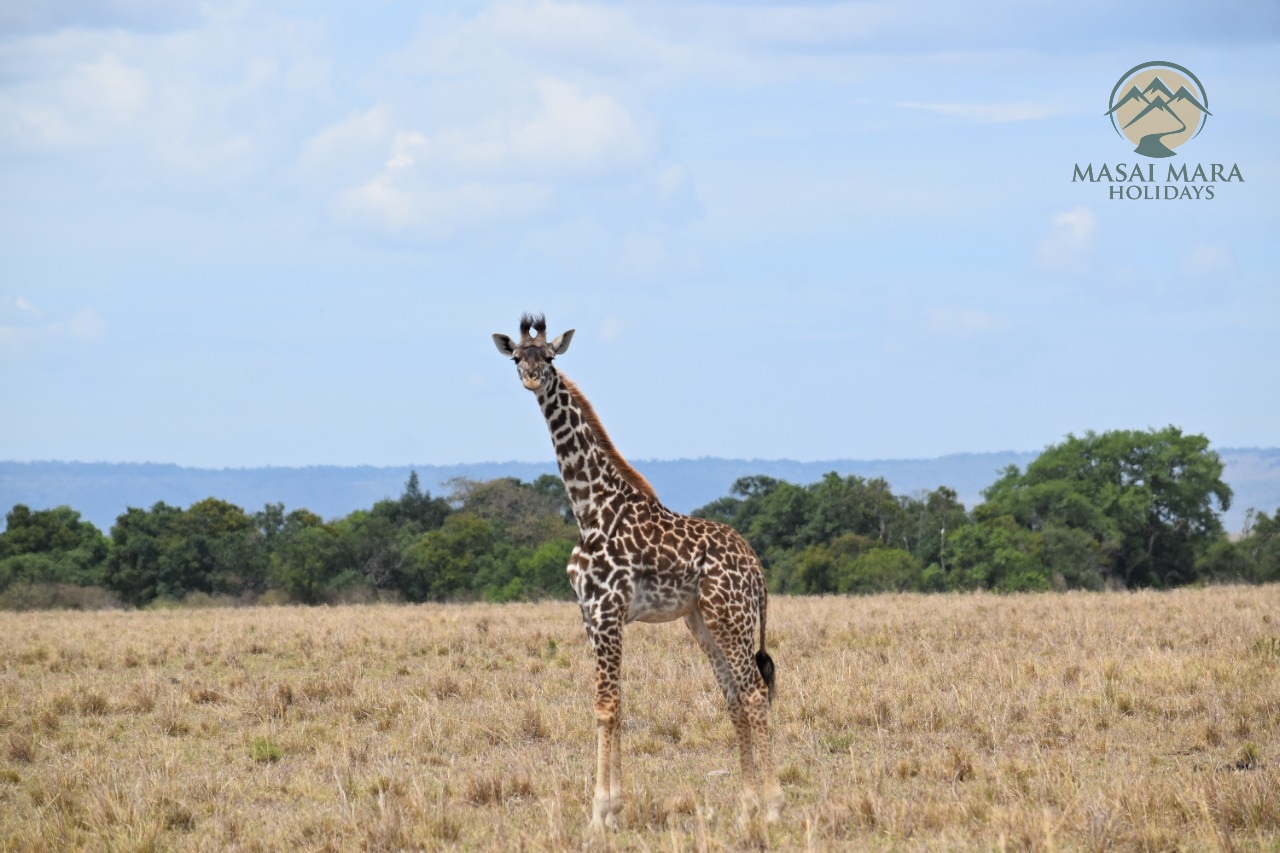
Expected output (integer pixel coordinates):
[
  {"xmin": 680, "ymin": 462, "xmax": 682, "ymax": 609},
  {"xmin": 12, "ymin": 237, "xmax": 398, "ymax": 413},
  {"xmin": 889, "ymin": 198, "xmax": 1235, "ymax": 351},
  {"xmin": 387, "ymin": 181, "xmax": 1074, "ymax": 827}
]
[
  {"xmin": 765, "ymin": 792, "xmax": 784, "ymax": 823},
  {"xmin": 587, "ymin": 815, "xmax": 618, "ymax": 836},
  {"xmin": 591, "ymin": 796, "xmax": 618, "ymax": 832}
]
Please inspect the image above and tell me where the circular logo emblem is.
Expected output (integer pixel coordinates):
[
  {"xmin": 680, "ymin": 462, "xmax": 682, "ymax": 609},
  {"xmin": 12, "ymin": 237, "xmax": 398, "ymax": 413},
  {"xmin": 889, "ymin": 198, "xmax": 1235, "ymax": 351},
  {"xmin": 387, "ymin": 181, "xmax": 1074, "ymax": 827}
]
[{"xmin": 1105, "ymin": 62, "xmax": 1210, "ymax": 158}]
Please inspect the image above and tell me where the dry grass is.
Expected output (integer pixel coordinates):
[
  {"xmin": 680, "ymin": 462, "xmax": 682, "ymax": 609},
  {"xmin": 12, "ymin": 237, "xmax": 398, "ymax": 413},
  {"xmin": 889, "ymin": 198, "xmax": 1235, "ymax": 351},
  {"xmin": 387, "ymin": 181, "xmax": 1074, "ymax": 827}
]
[{"xmin": 1, "ymin": 586, "xmax": 1278, "ymax": 851}]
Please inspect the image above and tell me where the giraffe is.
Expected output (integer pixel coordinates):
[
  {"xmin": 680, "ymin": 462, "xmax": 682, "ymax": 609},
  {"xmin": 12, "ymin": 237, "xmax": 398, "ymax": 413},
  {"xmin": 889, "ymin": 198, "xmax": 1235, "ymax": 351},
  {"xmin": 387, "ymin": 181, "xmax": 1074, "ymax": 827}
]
[{"xmin": 492, "ymin": 313, "xmax": 783, "ymax": 831}]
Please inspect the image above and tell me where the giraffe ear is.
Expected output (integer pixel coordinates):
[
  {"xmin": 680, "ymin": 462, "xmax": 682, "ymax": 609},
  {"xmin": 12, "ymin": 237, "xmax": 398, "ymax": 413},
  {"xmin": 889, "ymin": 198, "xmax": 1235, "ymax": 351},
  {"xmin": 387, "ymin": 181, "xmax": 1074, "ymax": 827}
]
[
  {"xmin": 550, "ymin": 329, "xmax": 575, "ymax": 355},
  {"xmin": 492, "ymin": 334, "xmax": 516, "ymax": 356}
]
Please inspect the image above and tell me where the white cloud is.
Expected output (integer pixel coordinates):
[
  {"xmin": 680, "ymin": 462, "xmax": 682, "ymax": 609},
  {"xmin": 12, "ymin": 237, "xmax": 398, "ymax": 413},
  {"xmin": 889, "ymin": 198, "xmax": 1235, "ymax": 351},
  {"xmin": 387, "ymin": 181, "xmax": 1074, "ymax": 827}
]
[
  {"xmin": 67, "ymin": 308, "xmax": 107, "ymax": 341},
  {"xmin": 1182, "ymin": 243, "xmax": 1235, "ymax": 278},
  {"xmin": 665, "ymin": 1, "xmax": 1267, "ymax": 57},
  {"xmin": 599, "ymin": 314, "xmax": 625, "ymax": 341},
  {"xmin": 80, "ymin": 52, "xmax": 151, "ymax": 116},
  {"xmin": 337, "ymin": 177, "xmax": 554, "ymax": 240},
  {"xmin": 303, "ymin": 107, "xmax": 394, "ymax": 163},
  {"xmin": 402, "ymin": 1, "xmax": 679, "ymax": 76},
  {"xmin": 398, "ymin": 77, "xmax": 646, "ymax": 178},
  {"xmin": 509, "ymin": 78, "xmax": 646, "ymax": 174},
  {"xmin": 298, "ymin": 106, "xmax": 395, "ymax": 179},
  {"xmin": 928, "ymin": 307, "xmax": 1008, "ymax": 337},
  {"xmin": 328, "ymin": 77, "xmax": 647, "ymax": 240},
  {"xmin": 897, "ymin": 101, "xmax": 1061, "ymax": 123},
  {"xmin": 1051, "ymin": 207, "xmax": 1097, "ymax": 243},
  {"xmin": 656, "ymin": 164, "xmax": 689, "ymax": 202},
  {"xmin": 0, "ymin": 301, "xmax": 106, "ymax": 350},
  {"xmin": 0, "ymin": 6, "xmax": 329, "ymax": 186},
  {"xmin": 0, "ymin": 1, "xmax": 202, "ymax": 35},
  {"xmin": 616, "ymin": 231, "xmax": 670, "ymax": 278},
  {"xmin": 517, "ymin": 217, "xmax": 613, "ymax": 269},
  {"xmin": 0, "ymin": 50, "xmax": 151, "ymax": 150},
  {"xmin": 1037, "ymin": 206, "xmax": 1097, "ymax": 272}
]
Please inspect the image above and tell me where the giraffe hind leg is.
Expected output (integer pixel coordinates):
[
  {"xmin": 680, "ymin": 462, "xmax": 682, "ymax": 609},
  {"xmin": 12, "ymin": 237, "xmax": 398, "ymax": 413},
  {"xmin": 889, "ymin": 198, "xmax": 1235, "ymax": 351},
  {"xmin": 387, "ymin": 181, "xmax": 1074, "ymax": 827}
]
[
  {"xmin": 684, "ymin": 608, "xmax": 764, "ymax": 823},
  {"xmin": 744, "ymin": 673, "xmax": 783, "ymax": 822}
]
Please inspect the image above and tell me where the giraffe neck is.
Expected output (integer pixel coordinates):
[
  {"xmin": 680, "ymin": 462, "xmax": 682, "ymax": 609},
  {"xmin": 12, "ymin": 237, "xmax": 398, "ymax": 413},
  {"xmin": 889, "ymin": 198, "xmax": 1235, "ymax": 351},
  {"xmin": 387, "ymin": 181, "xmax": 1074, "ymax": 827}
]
[{"xmin": 535, "ymin": 371, "xmax": 658, "ymax": 531}]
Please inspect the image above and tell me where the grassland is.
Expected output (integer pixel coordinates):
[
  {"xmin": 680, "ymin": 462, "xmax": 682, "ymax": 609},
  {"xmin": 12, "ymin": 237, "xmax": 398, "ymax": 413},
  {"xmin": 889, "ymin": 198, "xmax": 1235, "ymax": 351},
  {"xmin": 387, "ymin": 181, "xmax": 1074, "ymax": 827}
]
[{"xmin": 1, "ymin": 586, "xmax": 1278, "ymax": 851}]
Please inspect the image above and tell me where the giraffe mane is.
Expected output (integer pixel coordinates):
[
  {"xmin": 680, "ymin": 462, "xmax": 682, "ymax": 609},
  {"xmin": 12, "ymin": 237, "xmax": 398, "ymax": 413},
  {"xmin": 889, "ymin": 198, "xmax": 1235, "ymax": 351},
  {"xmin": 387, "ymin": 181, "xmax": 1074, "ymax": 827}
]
[{"xmin": 559, "ymin": 375, "xmax": 659, "ymax": 503}]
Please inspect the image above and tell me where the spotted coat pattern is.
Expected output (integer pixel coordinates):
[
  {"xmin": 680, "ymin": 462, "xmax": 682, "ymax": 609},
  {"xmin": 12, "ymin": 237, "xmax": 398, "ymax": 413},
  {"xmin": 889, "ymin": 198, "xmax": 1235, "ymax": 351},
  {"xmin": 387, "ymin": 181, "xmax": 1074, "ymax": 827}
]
[{"xmin": 493, "ymin": 315, "xmax": 783, "ymax": 831}]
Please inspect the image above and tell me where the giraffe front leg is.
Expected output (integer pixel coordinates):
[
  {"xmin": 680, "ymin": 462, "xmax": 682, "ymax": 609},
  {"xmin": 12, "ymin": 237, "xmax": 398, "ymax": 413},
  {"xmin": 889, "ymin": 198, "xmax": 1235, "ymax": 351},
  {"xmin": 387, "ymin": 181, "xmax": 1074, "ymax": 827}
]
[
  {"xmin": 608, "ymin": 712, "xmax": 623, "ymax": 822},
  {"xmin": 592, "ymin": 700, "xmax": 619, "ymax": 831},
  {"xmin": 585, "ymin": 616, "xmax": 624, "ymax": 832}
]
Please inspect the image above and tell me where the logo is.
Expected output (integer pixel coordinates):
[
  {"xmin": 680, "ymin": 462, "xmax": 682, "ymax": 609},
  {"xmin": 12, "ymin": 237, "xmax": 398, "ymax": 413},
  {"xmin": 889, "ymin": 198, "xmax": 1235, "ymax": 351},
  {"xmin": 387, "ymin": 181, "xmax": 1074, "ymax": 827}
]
[
  {"xmin": 1070, "ymin": 61, "xmax": 1242, "ymax": 200},
  {"xmin": 1105, "ymin": 61, "xmax": 1210, "ymax": 159}
]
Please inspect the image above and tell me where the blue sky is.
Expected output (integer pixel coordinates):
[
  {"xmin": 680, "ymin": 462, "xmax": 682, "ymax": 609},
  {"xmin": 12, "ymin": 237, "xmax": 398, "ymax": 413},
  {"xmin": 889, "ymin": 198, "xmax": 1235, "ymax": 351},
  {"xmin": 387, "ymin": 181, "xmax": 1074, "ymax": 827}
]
[{"xmin": 2, "ymin": 1, "xmax": 1277, "ymax": 469}]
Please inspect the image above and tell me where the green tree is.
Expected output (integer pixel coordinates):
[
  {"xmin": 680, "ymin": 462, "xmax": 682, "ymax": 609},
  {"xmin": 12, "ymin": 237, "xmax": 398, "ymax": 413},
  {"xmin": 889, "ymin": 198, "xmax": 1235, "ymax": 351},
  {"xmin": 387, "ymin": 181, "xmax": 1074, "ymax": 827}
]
[
  {"xmin": 1194, "ymin": 538, "xmax": 1250, "ymax": 584},
  {"xmin": 898, "ymin": 486, "xmax": 971, "ymax": 570},
  {"xmin": 333, "ymin": 510, "xmax": 406, "ymax": 588},
  {"xmin": 799, "ymin": 473, "xmax": 904, "ymax": 547},
  {"xmin": 698, "ymin": 474, "xmax": 973, "ymax": 592},
  {"xmin": 777, "ymin": 533, "xmax": 874, "ymax": 594},
  {"xmin": 447, "ymin": 477, "xmax": 575, "ymax": 547},
  {"xmin": 693, "ymin": 476, "xmax": 782, "ymax": 536},
  {"xmin": 841, "ymin": 547, "xmax": 924, "ymax": 594},
  {"xmin": 270, "ymin": 525, "xmax": 344, "ymax": 603},
  {"xmin": 943, "ymin": 516, "xmax": 1049, "ymax": 592},
  {"xmin": 400, "ymin": 514, "xmax": 498, "ymax": 602},
  {"xmin": 1036, "ymin": 523, "xmax": 1112, "ymax": 590},
  {"xmin": 107, "ymin": 503, "xmax": 183, "ymax": 604},
  {"xmin": 370, "ymin": 471, "xmax": 451, "ymax": 533},
  {"xmin": 253, "ymin": 504, "xmax": 343, "ymax": 602},
  {"xmin": 105, "ymin": 499, "xmax": 265, "ymax": 605},
  {"xmin": 0, "ymin": 505, "xmax": 109, "ymax": 591},
  {"xmin": 981, "ymin": 427, "xmax": 1232, "ymax": 588},
  {"xmin": 530, "ymin": 473, "xmax": 574, "ymax": 523},
  {"xmin": 517, "ymin": 538, "xmax": 575, "ymax": 598},
  {"xmin": 183, "ymin": 497, "xmax": 266, "ymax": 594},
  {"xmin": 311, "ymin": 473, "xmax": 455, "ymax": 596},
  {"xmin": 255, "ymin": 503, "xmax": 325, "ymax": 553},
  {"xmin": 1236, "ymin": 508, "xmax": 1280, "ymax": 583}
]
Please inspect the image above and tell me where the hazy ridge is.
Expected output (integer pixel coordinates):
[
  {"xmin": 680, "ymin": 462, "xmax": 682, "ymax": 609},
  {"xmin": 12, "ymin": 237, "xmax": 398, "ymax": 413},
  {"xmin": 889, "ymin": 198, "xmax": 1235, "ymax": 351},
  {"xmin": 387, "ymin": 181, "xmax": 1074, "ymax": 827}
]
[{"xmin": 3, "ymin": 449, "xmax": 1278, "ymax": 534}]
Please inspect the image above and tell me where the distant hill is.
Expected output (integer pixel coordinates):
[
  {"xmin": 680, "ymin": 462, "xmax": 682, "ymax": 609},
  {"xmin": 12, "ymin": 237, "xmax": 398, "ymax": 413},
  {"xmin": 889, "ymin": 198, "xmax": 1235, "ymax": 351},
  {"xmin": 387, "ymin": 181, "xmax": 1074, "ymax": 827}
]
[{"xmin": 3, "ymin": 449, "xmax": 1278, "ymax": 534}]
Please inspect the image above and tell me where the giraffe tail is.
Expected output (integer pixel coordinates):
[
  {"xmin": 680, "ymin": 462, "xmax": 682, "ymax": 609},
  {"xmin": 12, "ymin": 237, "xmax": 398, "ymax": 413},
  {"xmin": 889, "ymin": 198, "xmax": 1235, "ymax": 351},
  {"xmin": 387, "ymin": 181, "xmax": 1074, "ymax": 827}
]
[{"xmin": 755, "ymin": 586, "xmax": 776, "ymax": 703}]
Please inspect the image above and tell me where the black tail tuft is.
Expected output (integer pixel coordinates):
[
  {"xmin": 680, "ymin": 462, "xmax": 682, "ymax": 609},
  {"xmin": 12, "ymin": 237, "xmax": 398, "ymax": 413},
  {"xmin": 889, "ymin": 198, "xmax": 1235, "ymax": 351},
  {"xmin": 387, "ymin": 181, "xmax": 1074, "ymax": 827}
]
[{"xmin": 755, "ymin": 650, "xmax": 776, "ymax": 703}]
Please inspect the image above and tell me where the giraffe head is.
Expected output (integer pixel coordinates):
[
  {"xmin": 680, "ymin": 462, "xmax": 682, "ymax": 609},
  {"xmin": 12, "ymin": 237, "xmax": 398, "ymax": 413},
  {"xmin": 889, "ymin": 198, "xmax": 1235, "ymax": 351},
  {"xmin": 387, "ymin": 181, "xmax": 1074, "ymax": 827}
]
[{"xmin": 492, "ymin": 313, "xmax": 575, "ymax": 392}]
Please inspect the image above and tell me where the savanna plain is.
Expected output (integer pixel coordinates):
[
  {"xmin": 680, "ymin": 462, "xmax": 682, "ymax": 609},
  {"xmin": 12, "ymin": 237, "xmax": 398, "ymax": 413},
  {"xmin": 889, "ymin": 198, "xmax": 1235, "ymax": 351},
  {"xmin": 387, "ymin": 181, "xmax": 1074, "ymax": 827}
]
[{"xmin": 1, "ymin": 587, "xmax": 1278, "ymax": 851}]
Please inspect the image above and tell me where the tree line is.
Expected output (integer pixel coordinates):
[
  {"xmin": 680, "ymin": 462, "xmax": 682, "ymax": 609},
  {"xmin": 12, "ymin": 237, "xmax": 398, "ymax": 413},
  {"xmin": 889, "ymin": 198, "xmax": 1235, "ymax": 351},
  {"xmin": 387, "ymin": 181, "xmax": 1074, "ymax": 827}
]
[
  {"xmin": 1, "ymin": 427, "xmax": 1277, "ymax": 609},
  {"xmin": 700, "ymin": 428, "xmax": 1275, "ymax": 594}
]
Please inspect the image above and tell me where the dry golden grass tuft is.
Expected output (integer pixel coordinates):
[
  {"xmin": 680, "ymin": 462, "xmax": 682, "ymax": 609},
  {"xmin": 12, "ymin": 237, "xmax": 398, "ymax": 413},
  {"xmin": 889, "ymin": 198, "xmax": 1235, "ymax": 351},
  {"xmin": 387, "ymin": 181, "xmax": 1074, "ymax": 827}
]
[{"xmin": 1, "ymin": 586, "xmax": 1278, "ymax": 850}]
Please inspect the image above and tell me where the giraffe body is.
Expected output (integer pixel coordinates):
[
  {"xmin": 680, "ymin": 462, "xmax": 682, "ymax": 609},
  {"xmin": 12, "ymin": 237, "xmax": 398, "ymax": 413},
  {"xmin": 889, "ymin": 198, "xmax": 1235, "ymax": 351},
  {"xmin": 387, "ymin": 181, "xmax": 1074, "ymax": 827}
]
[{"xmin": 493, "ymin": 315, "xmax": 783, "ymax": 831}]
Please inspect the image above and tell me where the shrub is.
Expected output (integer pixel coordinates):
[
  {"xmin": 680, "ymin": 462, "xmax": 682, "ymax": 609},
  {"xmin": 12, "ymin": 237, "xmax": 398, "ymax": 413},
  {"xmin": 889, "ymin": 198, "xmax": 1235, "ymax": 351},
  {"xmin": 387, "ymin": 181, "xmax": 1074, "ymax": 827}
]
[
  {"xmin": 248, "ymin": 736, "xmax": 282, "ymax": 763},
  {"xmin": 0, "ymin": 583, "xmax": 123, "ymax": 611}
]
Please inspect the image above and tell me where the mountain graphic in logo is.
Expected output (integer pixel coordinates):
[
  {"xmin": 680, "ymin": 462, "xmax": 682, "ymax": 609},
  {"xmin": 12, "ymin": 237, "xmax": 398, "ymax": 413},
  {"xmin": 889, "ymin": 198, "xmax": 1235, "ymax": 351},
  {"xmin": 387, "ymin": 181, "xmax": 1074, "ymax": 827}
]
[{"xmin": 1105, "ymin": 62, "xmax": 1210, "ymax": 158}]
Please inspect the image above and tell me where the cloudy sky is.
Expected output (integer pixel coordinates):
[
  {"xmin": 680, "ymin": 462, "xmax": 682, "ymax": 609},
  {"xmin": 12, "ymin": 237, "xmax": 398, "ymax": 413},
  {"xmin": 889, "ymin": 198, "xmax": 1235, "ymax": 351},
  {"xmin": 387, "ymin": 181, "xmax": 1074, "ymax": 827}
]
[{"xmin": 2, "ymin": 1, "xmax": 1277, "ymax": 469}]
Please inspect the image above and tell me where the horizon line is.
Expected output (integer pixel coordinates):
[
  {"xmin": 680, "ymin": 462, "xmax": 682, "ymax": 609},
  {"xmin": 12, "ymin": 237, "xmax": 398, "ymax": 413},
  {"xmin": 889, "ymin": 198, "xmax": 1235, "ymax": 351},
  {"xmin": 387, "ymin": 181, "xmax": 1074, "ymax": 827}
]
[{"xmin": 3, "ymin": 445, "xmax": 1275, "ymax": 470}]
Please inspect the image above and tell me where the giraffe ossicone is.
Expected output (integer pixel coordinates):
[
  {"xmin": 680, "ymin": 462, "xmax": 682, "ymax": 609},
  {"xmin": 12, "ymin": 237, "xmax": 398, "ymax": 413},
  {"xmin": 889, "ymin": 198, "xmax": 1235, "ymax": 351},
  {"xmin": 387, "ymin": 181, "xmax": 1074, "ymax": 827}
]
[{"xmin": 492, "ymin": 313, "xmax": 784, "ymax": 831}]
